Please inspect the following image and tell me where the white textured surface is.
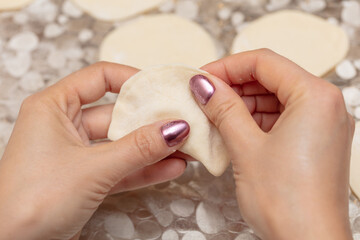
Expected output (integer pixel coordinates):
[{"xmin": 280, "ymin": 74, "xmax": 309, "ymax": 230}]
[
  {"xmin": 175, "ymin": 0, "xmax": 199, "ymax": 20},
  {"xmin": 162, "ymin": 229, "xmax": 179, "ymax": 240},
  {"xmin": 62, "ymin": 0, "xmax": 83, "ymax": 18},
  {"xmin": 182, "ymin": 231, "xmax": 206, "ymax": 240},
  {"xmin": 265, "ymin": 0, "xmax": 291, "ymax": 11},
  {"xmin": 196, "ymin": 202, "xmax": 226, "ymax": 234},
  {"xmin": 155, "ymin": 210, "xmax": 174, "ymax": 227},
  {"xmin": 103, "ymin": 212, "xmax": 134, "ymax": 239},
  {"xmin": 299, "ymin": 0, "xmax": 326, "ymax": 13},
  {"xmin": 341, "ymin": 1, "xmax": 360, "ymax": 27},
  {"xmin": 8, "ymin": 31, "xmax": 38, "ymax": 52},
  {"xmin": 342, "ymin": 87, "xmax": 360, "ymax": 107},
  {"xmin": 336, "ymin": 60, "xmax": 357, "ymax": 80},
  {"xmin": 0, "ymin": 1, "xmax": 359, "ymax": 240},
  {"xmin": 44, "ymin": 23, "xmax": 64, "ymax": 38},
  {"xmin": 170, "ymin": 199, "xmax": 195, "ymax": 217}
]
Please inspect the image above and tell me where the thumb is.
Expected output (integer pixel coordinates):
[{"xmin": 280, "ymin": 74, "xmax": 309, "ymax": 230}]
[
  {"xmin": 189, "ymin": 74, "xmax": 263, "ymax": 146},
  {"xmin": 92, "ymin": 120, "xmax": 190, "ymax": 180}
]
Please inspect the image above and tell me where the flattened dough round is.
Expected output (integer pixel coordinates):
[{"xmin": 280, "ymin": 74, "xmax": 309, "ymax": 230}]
[
  {"xmin": 231, "ymin": 10, "xmax": 349, "ymax": 77},
  {"xmin": 350, "ymin": 122, "xmax": 360, "ymax": 199},
  {"xmin": 108, "ymin": 65, "xmax": 229, "ymax": 176},
  {"xmin": 71, "ymin": 0, "xmax": 164, "ymax": 21},
  {"xmin": 0, "ymin": 0, "xmax": 33, "ymax": 10},
  {"xmin": 100, "ymin": 14, "xmax": 218, "ymax": 69}
]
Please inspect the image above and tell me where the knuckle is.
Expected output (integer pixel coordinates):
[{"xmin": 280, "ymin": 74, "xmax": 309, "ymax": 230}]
[
  {"xmin": 133, "ymin": 128, "xmax": 158, "ymax": 163},
  {"xmin": 257, "ymin": 48, "xmax": 275, "ymax": 56},
  {"xmin": 313, "ymin": 84, "xmax": 345, "ymax": 112},
  {"xmin": 324, "ymin": 85, "xmax": 343, "ymax": 103},
  {"xmin": 140, "ymin": 168, "xmax": 153, "ymax": 183},
  {"xmin": 21, "ymin": 96, "xmax": 34, "ymax": 110},
  {"xmin": 94, "ymin": 61, "xmax": 110, "ymax": 69},
  {"xmin": 20, "ymin": 94, "xmax": 42, "ymax": 112},
  {"xmin": 211, "ymin": 99, "xmax": 238, "ymax": 130}
]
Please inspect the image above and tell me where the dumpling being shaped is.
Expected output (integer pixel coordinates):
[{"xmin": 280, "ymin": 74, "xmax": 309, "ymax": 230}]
[{"xmin": 108, "ymin": 65, "xmax": 229, "ymax": 176}]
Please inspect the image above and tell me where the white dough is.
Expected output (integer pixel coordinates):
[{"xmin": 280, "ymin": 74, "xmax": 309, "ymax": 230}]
[
  {"xmin": 70, "ymin": 0, "xmax": 164, "ymax": 21},
  {"xmin": 108, "ymin": 65, "xmax": 229, "ymax": 176},
  {"xmin": 231, "ymin": 10, "xmax": 349, "ymax": 77},
  {"xmin": 0, "ymin": 0, "xmax": 33, "ymax": 10},
  {"xmin": 350, "ymin": 122, "xmax": 360, "ymax": 199},
  {"xmin": 100, "ymin": 14, "xmax": 218, "ymax": 69}
]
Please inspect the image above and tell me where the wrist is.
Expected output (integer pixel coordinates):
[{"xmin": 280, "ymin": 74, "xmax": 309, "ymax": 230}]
[
  {"xmin": 0, "ymin": 186, "xmax": 45, "ymax": 240},
  {"xmin": 0, "ymin": 204, "xmax": 40, "ymax": 240},
  {"xmin": 260, "ymin": 197, "xmax": 352, "ymax": 240}
]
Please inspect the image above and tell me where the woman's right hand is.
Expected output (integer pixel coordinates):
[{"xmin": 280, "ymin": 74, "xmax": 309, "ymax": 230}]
[{"xmin": 190, "ymin": 49, "xmax": 354, "ymax": 240}]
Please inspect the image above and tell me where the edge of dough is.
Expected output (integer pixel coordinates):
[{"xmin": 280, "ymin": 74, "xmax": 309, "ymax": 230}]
[
  {"xmin": 0, "ymin": 0, "xmax": 34, "ymax": 11},
  {"xmin": 351, "ymin": 122, "xmax": 360, "ymax": 200},
  {"xmin": 70, "ymin": 0, "xmax": 166, "ymax": 22}
]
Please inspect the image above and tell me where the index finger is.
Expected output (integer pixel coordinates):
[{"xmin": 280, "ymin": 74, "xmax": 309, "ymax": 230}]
[
  {"xmin": 52, "ymin": 62, "xmax": 138, "ymax": 106},
  {"xmin": 201, "ymin": 49, "xmax": 318, "ymax": 106}
]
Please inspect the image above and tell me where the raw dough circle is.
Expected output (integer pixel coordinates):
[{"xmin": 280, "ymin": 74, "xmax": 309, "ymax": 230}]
[
  {"xmin": 0, "ymin": 0, "xmax": 33, "ymax": 10},
  {"xmin": 231, "ymin": 10, "xmax": 349, "ymax": 77},
  {"xmin": 350, "ymin": 122, "xmax": 360, "ymax": 199},
  {"xmin": 70, "ymin": 0, "xmax": 165, "ymax": 22},
  {"xmin": 100, "ymin": 14, "xmax": 218, "ymax": 69},
  {"xmin": 108, "ymin": 65, "xmax": 229, "ymax": 176}
]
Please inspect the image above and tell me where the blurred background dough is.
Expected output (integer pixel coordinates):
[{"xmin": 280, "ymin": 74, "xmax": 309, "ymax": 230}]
[
  {"xmin": 100, "ymin": 14, "xmax": 219, "ymax": 69},
  {"xmin": 71, "ymin": 0, "xmax": 165, "ymax": 21},
  {"xmin": 0, "ymin": 0, "xmax": 34, "ymax": 10},
  {"xmin": 232, "ymin": 10, "xmax": 349, "ymax": 77}
]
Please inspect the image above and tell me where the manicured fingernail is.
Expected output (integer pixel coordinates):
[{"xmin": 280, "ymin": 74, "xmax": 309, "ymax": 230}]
[
  {"xmin": 190, "ymin": 74, "xmax": 215, "ymax": 105},
  {"xmin": 161, "ymin": 120, "xmax": 190, "ymax": 147}
]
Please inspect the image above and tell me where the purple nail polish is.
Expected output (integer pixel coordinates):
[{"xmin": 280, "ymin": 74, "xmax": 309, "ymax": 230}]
[
  {"xmin": 190, "ymin": 74, "xmax": 215, "ymax": 105},
  {"xmin": 161, "ymin": 120, "xmax": 190, "ymax": 147}
]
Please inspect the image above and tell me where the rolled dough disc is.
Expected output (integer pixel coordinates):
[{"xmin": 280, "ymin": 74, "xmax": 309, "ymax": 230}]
[
  {"xmin": 350, "ymin": 122, "xmax": 360, "ymax": 199},
  {"xmin": 108, "ymin": 65, "xmax": 229, "ymax": 176},
  {"xmin": 0, "ymin": 0, "xmax": 33, "ymax": 10},
  {"xmin": 70, "ymin": 0, "xmax": 164, "ymax": 22},
  {"xmin": 231, "ymin": 10, "xmax": 349, "ymax": 77},
  {"xmin": 100, "ymin": 14, "xmax": 218, "ymax": 69}
]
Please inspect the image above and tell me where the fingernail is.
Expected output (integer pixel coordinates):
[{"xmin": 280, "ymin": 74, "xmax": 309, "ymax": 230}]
[
  {"xmin": 190, "ymin": 74, "xmax": 215, "ymax": 105},
  {"xmin": 161, "ymin": 120, "xmax": 190, "ymax": 147}
]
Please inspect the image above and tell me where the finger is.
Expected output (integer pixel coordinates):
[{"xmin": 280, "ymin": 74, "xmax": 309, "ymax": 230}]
[
  {"xmin": 110, "ymin": 158, "xmax": 186, "ymax": 194},
  {"xmin": 169, "ymin": 150, "xmax": 197, "ymax": 162},
  {"xmin": 60, "ymin": 62, "xmax": 138, "ymax": 104},
  {"xmin": 189, "ymin": 74, "xmax": 263, "ymax": 145},
  {"xmin": 91, "ymin": 120, "xmax": 190, "ymax": 181},
  {"xmin": 242, "ymin": 95, "xmax": 281, "ymax": 114},
  {"xmin": 202, "ymin": 49, "xmax": 317, "ymax": 106},
  {"xmin": 70, "ymin": 231, "xmax": 81, "ymax": 240},
  {"xmin": 82, "ymin": 104, "xmax": 114, "ymax": 140},
  {"xmin": 46, "ymin": 62, "xmax": 138, "ymax": 118},
  {"xmin": 252, "ymin": 113, "xmax": 281, "ymax": 132},
  {"xmin": 232, "ymin": 81, "xmax": 270, "ymax": 96}
]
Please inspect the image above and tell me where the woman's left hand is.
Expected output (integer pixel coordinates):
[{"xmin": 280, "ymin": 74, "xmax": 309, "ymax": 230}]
[{"xmin": 0, "ymin": 62, "xmax": 190, "ymax": 240}]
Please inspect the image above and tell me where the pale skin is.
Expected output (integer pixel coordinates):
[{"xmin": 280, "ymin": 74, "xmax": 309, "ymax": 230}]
[{"xmin": 0, "ymin": 49, "xmax": 354, "ymax": 240}]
